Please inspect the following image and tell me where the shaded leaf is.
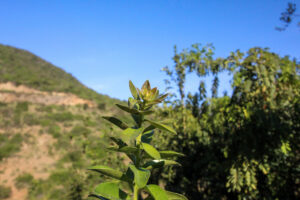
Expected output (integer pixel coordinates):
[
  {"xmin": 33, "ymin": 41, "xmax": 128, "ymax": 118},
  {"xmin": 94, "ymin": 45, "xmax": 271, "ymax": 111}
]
[{"xmin": 103, "ymin": 117, "xmax": 128, "ymax": 130}]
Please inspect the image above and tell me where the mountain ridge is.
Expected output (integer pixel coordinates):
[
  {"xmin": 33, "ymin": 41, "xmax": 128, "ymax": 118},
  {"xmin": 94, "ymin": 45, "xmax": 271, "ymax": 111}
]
[{"xmin": 0, "ymin": 44, "xmax": 118, "ymax": 105}]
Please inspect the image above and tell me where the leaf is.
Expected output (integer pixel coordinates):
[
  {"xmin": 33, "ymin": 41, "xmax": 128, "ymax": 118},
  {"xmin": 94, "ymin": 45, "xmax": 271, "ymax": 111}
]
[
  {"xmin": 145, "ymin": 119, "xmax": 176, "ymax": 134},
  {"xmin": 144, "ymin": 185, "xmax": 168, "ymax": 200},
  {"xmin": 159, "ymin": 151, "xmax": 185, "ymax": 158},
  {"xmin": 142, "ymin": 143, "xmax": 161, "ymax": 159},
  {"xmin": 116, "ymin": 104, "xmax": 154, "ymax": 115},
  {"xmin": 143, "ymin": 125, "xmax": 156, "ymax": 133},
  {"xmin": 156, "ymin": 93, "xmax": 168, "ymax": 102},
  {"xmin": 109, "ymin": 137, "xmax": 127, "ymax": 148},
  {"xmin": 107, "ymin": 146, "xmax": 138, "ymax": 154},
  {"xmin": 141, "ymin": 130, "xmax": 154, "ymax": 143},
  {"xmin": 88, "ymin": 194, "xmax": 109, "ymax": 200},
  {"xmin": 121, "ymin": 128, "xmax": 144, "ymax": 142},
  {"xmin": 129, "ymin": 80, "xmax": 138, "ymax": 99},
  {"xmin": 142, "ymin": 80, "xmax": 151, "ymax": 91},
  {"xmin": 116, "ymin": 104, "xmax": 140, "ymax": 114},
  {"xmin": 165, "ymin": 191, "xmax": 188, "ymax": 200},
  {"xmin": 92, "ymin": 182, "xmax": 130, "ymax": 200},
  {"xmin": 103, "ymin": 117, "xmax": 128, "ymax": 130},
  {"xmin": 129, "ymin": 164, "xmax": 150, "ymax": 188},
  {"xmin": 143, "ymin": 160, "xmax": 181, "ymax": 170},
  {"xmin": 88, "ymin": 165, "xmax": 123, "ymax": 180}
]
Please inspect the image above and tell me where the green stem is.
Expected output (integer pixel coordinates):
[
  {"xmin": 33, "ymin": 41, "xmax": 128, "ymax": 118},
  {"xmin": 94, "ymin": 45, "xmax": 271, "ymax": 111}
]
[{"xmin": 133, "ymin": 184, "xmax": 139, "ymax": 200}]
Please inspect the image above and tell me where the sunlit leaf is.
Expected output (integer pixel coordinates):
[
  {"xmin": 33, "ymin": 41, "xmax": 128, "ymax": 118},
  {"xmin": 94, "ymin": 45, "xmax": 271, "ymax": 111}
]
[
  {"xmin": 129, "ymin": 80, "xmax": 138, "ymax": 99},
  {"xmin": 129, "ymin": 164, "xmax": 150, "ymax": 188},
  {"xmin": 145, "ymin": 119, "xmax": 176, "ymax": 134},
  {"xmin": 88, "ymin": 165, "xmax": 123, "ymax": 180},
  {"xmin": 144, "ymin": 185, "xmax": 168, "ymax": 200},
  {"xmin": 92, "ymin": 182, "xmax": 130, "ymax": 200},
  {"xmin": 143, "ymin": 159, "xmax": 181, "ymax": 170},
  {"xmin": 142, "ymin": 142, "xmax": 161, "ymax": 159},
  {"xmin": 165, "ymin": 190, "xmax": 188, "ymax": 200}
]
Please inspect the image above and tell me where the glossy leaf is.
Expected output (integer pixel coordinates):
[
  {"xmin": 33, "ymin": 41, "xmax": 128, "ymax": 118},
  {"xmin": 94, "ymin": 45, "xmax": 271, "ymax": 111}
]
[
  {"xmin": 144, "ymin": 185, "xmax": 168, "ymax": 200},
  {"xmin": 165, "ymin": 191, "xmax": 188, "ymax": 200},
  {"xmin": 142, "ymin": 142, "xmax": 161, "ymax": 159},
  {"xmin": 93, "ymin": 182, "xmax": 130, "ymax": 200},
  {"xmin": 103, "ymin": 116, "xmax": 128, "ymax": 130},
  {"xmin": 129, "ymin": 164, "xmax": 150, "ymax": 188},
  {"xmin": 143, "ymin": 159, "xmax": 181, "ymax": 170},
  {"xmin": 145, "ymin": 119, "xmax": 177, "ymax": 134},
  {"xmin": 88, "ymin": 165, "xmax": 123, "ymax": 180}
]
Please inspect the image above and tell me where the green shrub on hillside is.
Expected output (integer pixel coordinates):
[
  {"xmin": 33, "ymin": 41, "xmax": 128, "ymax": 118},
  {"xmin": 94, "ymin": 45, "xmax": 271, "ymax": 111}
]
[
  {"xmin": 15, "ymin": 173, "xmax": 34, "ymax": 189},
  {"xmin": 0, "ymin": 185, "xmax": 11, "ymax": 199},
  {"xmin": 0, "ymin": 133, "xmax": 23, "ymax": 160}
]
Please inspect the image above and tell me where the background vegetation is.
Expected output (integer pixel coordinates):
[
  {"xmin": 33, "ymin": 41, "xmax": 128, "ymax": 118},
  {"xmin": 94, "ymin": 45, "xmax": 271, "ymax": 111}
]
[{"xmin": 0, "ymin": 43, "xmax": 299, "ymax": 200}]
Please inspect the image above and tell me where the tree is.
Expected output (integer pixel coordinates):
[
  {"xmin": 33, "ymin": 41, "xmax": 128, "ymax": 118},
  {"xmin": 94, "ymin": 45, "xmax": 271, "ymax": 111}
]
[{"xmin": 157, "ymin": 44, "xmax": 300, "ymax": 199}]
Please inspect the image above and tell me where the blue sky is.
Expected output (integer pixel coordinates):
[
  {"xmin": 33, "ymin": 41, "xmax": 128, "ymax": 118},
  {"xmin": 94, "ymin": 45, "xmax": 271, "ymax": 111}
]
[{"xmin": 0, "ymin": 0, "xmax": 299, "ymax": 100}]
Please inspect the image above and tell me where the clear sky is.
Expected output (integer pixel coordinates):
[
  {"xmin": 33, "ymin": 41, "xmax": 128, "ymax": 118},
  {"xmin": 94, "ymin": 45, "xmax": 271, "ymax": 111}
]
[{"xmin": 0, "ymin": 0, "xmax": 299, "ymax": 100}]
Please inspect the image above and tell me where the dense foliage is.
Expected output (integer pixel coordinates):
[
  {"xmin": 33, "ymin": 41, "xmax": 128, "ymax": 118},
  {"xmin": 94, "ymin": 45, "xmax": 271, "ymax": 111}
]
[
  {"xmin": 154, "ymin": 44, "xmax": 300, "ymax": 199},
  {"xmin": 88, "ymin": 81, "xmax": 187, "ymax": 200}
]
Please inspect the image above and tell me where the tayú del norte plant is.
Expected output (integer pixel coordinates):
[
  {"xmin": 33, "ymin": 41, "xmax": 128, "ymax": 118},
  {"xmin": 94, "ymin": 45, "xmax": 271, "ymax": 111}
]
[{"xmin": 88, "ymin": 80, "xmax": 188, "ymax": 200}]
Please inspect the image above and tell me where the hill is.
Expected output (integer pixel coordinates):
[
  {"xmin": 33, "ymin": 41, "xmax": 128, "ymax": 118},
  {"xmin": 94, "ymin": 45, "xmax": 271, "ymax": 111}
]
[
  {"xmin": 0, "ymin": 44, "xmax": 116, "ymax": 105},
  {"xmin": 0, "ymin": 45, "xmax": 129, "ymax": 200}
]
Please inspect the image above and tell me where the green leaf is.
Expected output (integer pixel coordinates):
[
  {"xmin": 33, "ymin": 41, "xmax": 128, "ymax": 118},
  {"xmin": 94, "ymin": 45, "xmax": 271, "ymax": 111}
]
[
  {"xmin": 129, "ymin": 80, "xmax": 138, "ymax": 99},
  {"xmin": 143, "ymin": 160, "xmax": 181, "ymax": 170},
  {"xmin": 145, "ymin": 119, "xmax": 176, "ymax": 134},
  {"xmin": 107, "ymin": 146, "xmax": 138, "ymax": 154},
  {"xmin": 141, "ymin": 130, "xmax": 154, "ymax": 143},
  {"xmin": 103, "ymin": 117, "xmax": 128, "ymax": 130},
  {"xmin": 116, "ymin": 104, "xmax": 140, "ymax": 115},
  {"xmin": 142, "ymin": 143, "xmax": 161, "ymax": 159},
  {"xmin": 159, "ymin": 151, "xmax": 185, "ymax": 158},
  {"xmin": 88, "ymin": 194, "xmax": 109, "ymax": 200},
  {"xmin": 129, "ymin": 164, "xmax": 150, "ymax": 188},
  {"xmin": 121, "ymin": 127, "xmax": 144, "ymax": 142},
  {"xmin": 142, "ymin": 80, "xmax": 151, "ymax": 91},
  {"xmin": 144, "ymin": 185, "xmax": 168, "ymax": 200},
  {"xmin": 116, "ymin": 104, "xmax": 154, "ymax": 115},
  {"xmin": 165, "ymin": 191, "xmax": 188, "ymax": 200},
  {"xmin": 92, "ymin": 182, "xmax": 130, "ymax": 200},
  {"xmin": 143, "ymin": 125, "xmax": 156, "ymax": 133},
  {"xmin": 88, "ymin": 165, "xmax": 123, "ymax": 180},
  {"xmin": 109, "ymin": 137, "xmax": 127, "ymax": 148}
]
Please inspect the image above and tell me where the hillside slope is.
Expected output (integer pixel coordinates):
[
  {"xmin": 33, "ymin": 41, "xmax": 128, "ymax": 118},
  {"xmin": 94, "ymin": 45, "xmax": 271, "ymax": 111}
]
[
  {"xmin": 0, "ymin": 44, "xmax": 116, "ymax": 104},
  {"xmin": 0, "ymin": 44, "xmax": 129, "ymax": 200}
]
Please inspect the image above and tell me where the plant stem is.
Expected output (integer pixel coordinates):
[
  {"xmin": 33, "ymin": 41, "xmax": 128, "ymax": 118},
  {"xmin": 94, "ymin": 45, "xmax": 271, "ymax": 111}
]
[{"xmin": 133, "ymin": 185, "xmax": 139, "ymax": 200}]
